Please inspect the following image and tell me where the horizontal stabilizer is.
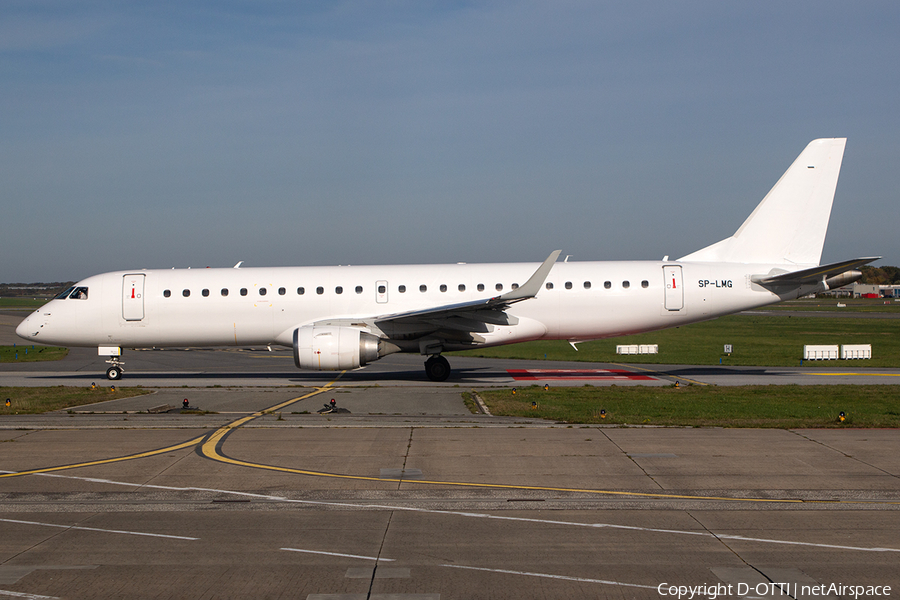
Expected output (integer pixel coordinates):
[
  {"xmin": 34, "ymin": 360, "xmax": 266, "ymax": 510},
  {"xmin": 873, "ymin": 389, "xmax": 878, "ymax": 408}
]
[{"xmin": 751, "ymin": 257, "xmax": 880, "ymax": 286}]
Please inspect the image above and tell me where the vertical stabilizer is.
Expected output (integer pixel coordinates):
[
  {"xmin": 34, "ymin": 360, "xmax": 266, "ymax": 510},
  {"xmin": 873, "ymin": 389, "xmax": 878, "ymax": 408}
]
[{"xmin": 679, "ymin": 138, "xmax": 846, "ymax": 266}]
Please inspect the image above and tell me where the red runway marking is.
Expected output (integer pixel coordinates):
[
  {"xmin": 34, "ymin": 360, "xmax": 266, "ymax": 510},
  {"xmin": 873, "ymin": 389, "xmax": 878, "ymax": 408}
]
[{"xmin": 507, "ymin": 369, "xmax": 656, "ymax": 381}]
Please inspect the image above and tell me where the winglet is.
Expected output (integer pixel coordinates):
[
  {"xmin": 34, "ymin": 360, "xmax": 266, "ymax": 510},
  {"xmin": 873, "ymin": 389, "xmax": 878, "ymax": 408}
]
[{"xmin": 494, "ymin": 250, "xmax": 562, "ymax": 304}]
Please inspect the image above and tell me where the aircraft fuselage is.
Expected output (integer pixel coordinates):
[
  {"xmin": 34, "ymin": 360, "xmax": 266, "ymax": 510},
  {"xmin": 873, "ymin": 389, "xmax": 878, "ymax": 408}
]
[{"xmin": 17, "ymin": 259, "xmax": 795, "ymax": 350}]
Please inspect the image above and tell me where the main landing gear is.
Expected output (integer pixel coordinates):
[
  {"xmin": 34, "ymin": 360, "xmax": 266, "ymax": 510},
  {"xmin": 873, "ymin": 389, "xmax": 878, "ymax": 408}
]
[{"xmin": 424, "ymin": 355, "xmax": 451, "ymax": 382}]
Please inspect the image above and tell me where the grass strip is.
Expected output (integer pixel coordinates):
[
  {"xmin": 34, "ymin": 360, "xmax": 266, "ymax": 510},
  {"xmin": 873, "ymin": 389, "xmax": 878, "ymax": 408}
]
[
  {"xmin": 451, "ymin": 314, "xmax": 900, "ymax": 367},
  {"xmin": 0, "ymin": 298, "xmax": 48, "ymax": 309},
  {"xmin": 479, "ymin": 384, "xmax": 900, "ymax": 428},
  {"xmin": 1, "ymin": 386, "xmax": 153, "ymax": 415},
  {"xmin": 0, "ymin": 346, "xmax": 68, "ymax": 363},
  {"xmin": 757, "ymin": 298, "xmax": 900, "ymax": 313}
]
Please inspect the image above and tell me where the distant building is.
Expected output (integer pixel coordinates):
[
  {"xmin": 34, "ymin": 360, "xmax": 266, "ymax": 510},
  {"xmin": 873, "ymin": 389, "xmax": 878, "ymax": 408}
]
[{"xmin": 819, "ymin": 282, "xmax": 900, "ymax": 298}]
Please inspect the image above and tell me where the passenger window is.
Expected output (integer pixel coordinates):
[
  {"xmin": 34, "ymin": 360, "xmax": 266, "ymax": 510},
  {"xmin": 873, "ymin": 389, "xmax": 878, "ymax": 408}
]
[
  {"xmin": 622, "ymin": 281, "xmax": 630, "ymax": 289},
  {"xmin": 584, "ymin": 281, "xmax": 591, "ymax": 289},
  {"xmin": 420, "ymin": 285, "xmax": 427, "ymax": 292},
  {"xmin": 183, "ymin": 289, "xmax": 190, "ymax": 297},
  {"xmin": 164, "ymin": 290, "xmax": 171, "ymax": 298},
  {"xmin": 259, "ymin": 287, "xmax": 267, "ymax": 296},
  {"xmin": 458, "ymin": 284, "xmax": 466, "ymax": 292},
  {"xmin": 279, "ymin": 287, "xmax": 286, "ymax": 295},
  {"xmin": 356, "ymin": 286, "xmax": 363, "ymax": 294},
  {"xmin": 545, "ymin": 282, "xmax": 554, "ymax": 290},
  {"xmin": 477, "ymin": 284, "xmax": 485, "ymax": 292},
  {"xmin": 55, "ymin": 286, "xmax": 76, "ymax": 300},
  {"xmin": 398, "ymin": 285, "xmax": 406, "ymax": 293},
  {"xmin": 335, "ymin": 286, "xmax": 343, "ymax": 294},
  {"xmin": 641, "ymin": 280, "xmax": 649, "ymax": 288},
  {"xmin": 378, "ymin": 285, "xmax": 386, "ymax": 294},
  {"xmin": 297, "ymin": 287, "xmax": 305, "ymax": 295},
  {"xmin": 440, "ymin": 284, "xmax": 447, "ymax": 292},
  {"xmin": 69, "ymin": 287, "xmax": 88, "ymax": 300},
  {"xmin": 240, "ymin": 288, "xmax": 248, "ymax": 296},
  {"xmin": 565, "ymin": 282, "xmax": 572, "ymax": 290},
  {"xmin": 511, "ymin": 283, "xmax": 519, "ymax": 290},
  {"xmin": 604, "ymin": 281, "xmax": 611, "ymax": 289},
  {"xmin": 495, "ymin": 283, "xmax": 503, "ymax": 291},
  {"xmin": 316, "ymin": 287, "xmax": 324, "ymax": 295},
  {"xmin": 202, "ymin": 289, "xmax": 210, "ymax": 297},
  {"xmin": 221, "ymin": 288, "xmax": 229, "ymax": 297}
]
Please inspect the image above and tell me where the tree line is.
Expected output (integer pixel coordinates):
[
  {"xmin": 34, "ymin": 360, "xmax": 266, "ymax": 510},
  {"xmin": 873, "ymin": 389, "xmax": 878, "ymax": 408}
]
[
  {"xmin": 859, "ymin": 265, "xmax": 900, "ymax": 285},
  {"xmin": 0, "ymin": 282, "xmax": 74, "ymax": 298}
]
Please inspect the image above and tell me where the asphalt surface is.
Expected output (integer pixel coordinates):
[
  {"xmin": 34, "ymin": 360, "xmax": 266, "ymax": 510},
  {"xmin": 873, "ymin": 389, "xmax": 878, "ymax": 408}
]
[
  {"xmin": 1, "ymin": 387, "xmax": 899, "ymax": 600},
  {"xmin": 1, "ymin": 310, "xmax": 899, "ymax": 599}
]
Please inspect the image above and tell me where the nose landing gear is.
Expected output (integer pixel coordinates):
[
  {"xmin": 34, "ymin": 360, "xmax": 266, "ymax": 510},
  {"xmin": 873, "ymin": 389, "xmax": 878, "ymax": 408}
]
[
  {"xmin": 98, "ymin": 346, "xmax": 124, "ymax": 380},
  {"xmin": 105, "ymin": 364, "xmax": 123, "ymax": 381}
]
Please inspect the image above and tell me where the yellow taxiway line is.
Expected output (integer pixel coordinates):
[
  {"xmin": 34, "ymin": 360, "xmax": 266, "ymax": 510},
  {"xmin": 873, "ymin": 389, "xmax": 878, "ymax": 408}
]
[
  {"xmin": 0, "ymin": 378, "xmax": 344, "ymax": 480},
  {"xmin": 810, "ymin": 372, "xmax": 900, "ymax": 377},
  {"xmin": 0, "ymin": 435, "xmax": 206, "ymax": 478},
  {"xmin": 6, "ymin": 373, "xmax": 897, "ymax": 505}
]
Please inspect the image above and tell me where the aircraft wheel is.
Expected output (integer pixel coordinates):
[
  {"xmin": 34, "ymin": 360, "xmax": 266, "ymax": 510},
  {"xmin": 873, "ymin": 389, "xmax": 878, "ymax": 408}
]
[
  {"xmin": 424, "ymin": 356, "xmax": 451, "ymax": 382},
  {"xmin": 106, "ymin": 366, "xmax": 123, "ymax": 381}
]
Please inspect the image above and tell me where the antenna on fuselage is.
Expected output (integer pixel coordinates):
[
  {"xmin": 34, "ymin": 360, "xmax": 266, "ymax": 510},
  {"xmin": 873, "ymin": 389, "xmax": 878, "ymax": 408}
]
[{"xmin": 233, "ymin": 261, "xmax": 243, "ymax": 269}]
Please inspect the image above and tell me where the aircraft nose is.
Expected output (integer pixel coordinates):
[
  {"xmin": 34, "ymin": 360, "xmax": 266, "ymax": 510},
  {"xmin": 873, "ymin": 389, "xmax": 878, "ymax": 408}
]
[{"xmin": 16, "ymin": 313, "xmax": 36, "ymax": 341}]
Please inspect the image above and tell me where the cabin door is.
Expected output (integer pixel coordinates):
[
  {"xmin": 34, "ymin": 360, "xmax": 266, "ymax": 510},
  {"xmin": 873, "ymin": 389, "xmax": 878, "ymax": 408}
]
[
  {"xmin": 663, "ymin": 266, "xmax": 683, "ymax": 311},
  {"xmin": 123, "ymin": 274, "xmax": 145, "ymax": 321}
]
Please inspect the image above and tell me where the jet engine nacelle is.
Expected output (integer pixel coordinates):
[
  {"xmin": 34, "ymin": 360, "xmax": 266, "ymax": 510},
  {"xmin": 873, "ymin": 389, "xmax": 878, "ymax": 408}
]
[
  {"xmin": 825, "ymin": 270, "xmax": 863, "ymax": 289},
  {"xmin": 293, "ymin": 325, "xmax": 385, "ymax": 370}
]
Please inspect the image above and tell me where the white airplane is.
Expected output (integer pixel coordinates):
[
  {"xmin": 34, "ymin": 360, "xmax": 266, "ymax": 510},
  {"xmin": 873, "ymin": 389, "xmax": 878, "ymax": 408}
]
[{"xmin": 17, "ymin": 138, "xmax": 876, "ymax": 382}]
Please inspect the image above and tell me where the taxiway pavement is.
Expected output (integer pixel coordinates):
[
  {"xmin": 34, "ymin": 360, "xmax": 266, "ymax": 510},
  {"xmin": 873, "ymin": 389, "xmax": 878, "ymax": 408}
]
[
  {"xmin": 3, "ymin": 344, "xmax": 900, "ymax": 388},
  {"xmin": 1, "ymin": 386, "xmax": 899, "ymax": 599}
]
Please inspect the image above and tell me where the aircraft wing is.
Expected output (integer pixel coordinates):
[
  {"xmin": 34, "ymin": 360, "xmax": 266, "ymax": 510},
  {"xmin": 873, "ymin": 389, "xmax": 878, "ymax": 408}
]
[
  {"xmin": 751, "ymin": 257, "xmax": 880, "ymax": 286},
  {"xmin": 372, "ymin": 250, "xmax": 561, "ymax": 333}
]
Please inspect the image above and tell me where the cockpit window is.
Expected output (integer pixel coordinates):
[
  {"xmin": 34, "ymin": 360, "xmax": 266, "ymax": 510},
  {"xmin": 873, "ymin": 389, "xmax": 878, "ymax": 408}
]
[
  {"xmin": 69, "ymin": 287, "xmax": 89, "ymax": 300},
  {"xmin": 55, "ymin": 286, "xmax": 76, "ymax": 300}
]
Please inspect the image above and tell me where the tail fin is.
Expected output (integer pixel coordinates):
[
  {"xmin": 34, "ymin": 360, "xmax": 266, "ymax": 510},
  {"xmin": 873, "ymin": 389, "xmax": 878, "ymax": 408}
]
[{"xmin": 679, "ymin": 138, "xmax": 846, "ymax": 266}]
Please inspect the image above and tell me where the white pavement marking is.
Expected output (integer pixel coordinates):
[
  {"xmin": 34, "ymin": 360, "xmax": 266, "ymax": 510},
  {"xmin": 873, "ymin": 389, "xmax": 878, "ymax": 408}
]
[
  {"xmin": 13, "ymin": 472, "xmax": 900, "ymax": 554},
  {"xmin": 0, "ymin": 590, "xmax": 59, "ymax": 599},
  {"xmin": 0, "ymin": 518, "xmax": 198, "ymax": 541},
  {"xmin": 440, "ymin": 564, "xmax": 658, "ymax": 589},
  {"xmin": 280, "ymin": 550, "xmax": 651, "ymax": 589},
  {"xmin": 280, "ymin": 548, "xmax": 395, "ymax": 562}
]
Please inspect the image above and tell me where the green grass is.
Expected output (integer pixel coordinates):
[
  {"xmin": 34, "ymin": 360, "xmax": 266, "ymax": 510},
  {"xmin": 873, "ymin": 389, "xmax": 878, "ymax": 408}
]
[
  {"xmin": 757, "ymin": 298, "xmax": 900, "ymax": 313},
  {"xmin": 0, "ymin": 298, "xmax": 47, "ymax": 309},
  {"xmin": 450, "ymin": 313, "xmax": 900, "ymax": 367},
  {"xmin": 480, "ymin": 384, "xmax": 900, "ymax": 428},
  {"xmin": 1, "ymin": 386, "xmax": 153, "ymax": 414},
  {"xmin": 0, "ymin": 346, "xmax": 68, "ymax": 363}
]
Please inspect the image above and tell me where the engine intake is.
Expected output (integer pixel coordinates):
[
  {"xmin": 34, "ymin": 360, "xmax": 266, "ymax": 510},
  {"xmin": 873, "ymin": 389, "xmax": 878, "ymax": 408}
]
[{"xmin": 293, "ymin": 326, "xmax": 394, "ymax": 370}]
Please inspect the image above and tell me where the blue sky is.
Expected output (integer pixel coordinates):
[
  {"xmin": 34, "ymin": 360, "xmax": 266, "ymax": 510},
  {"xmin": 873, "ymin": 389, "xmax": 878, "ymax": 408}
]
[{"xmin": 2, "ymin": 1, "xmax": 898, "ymax": 282}]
